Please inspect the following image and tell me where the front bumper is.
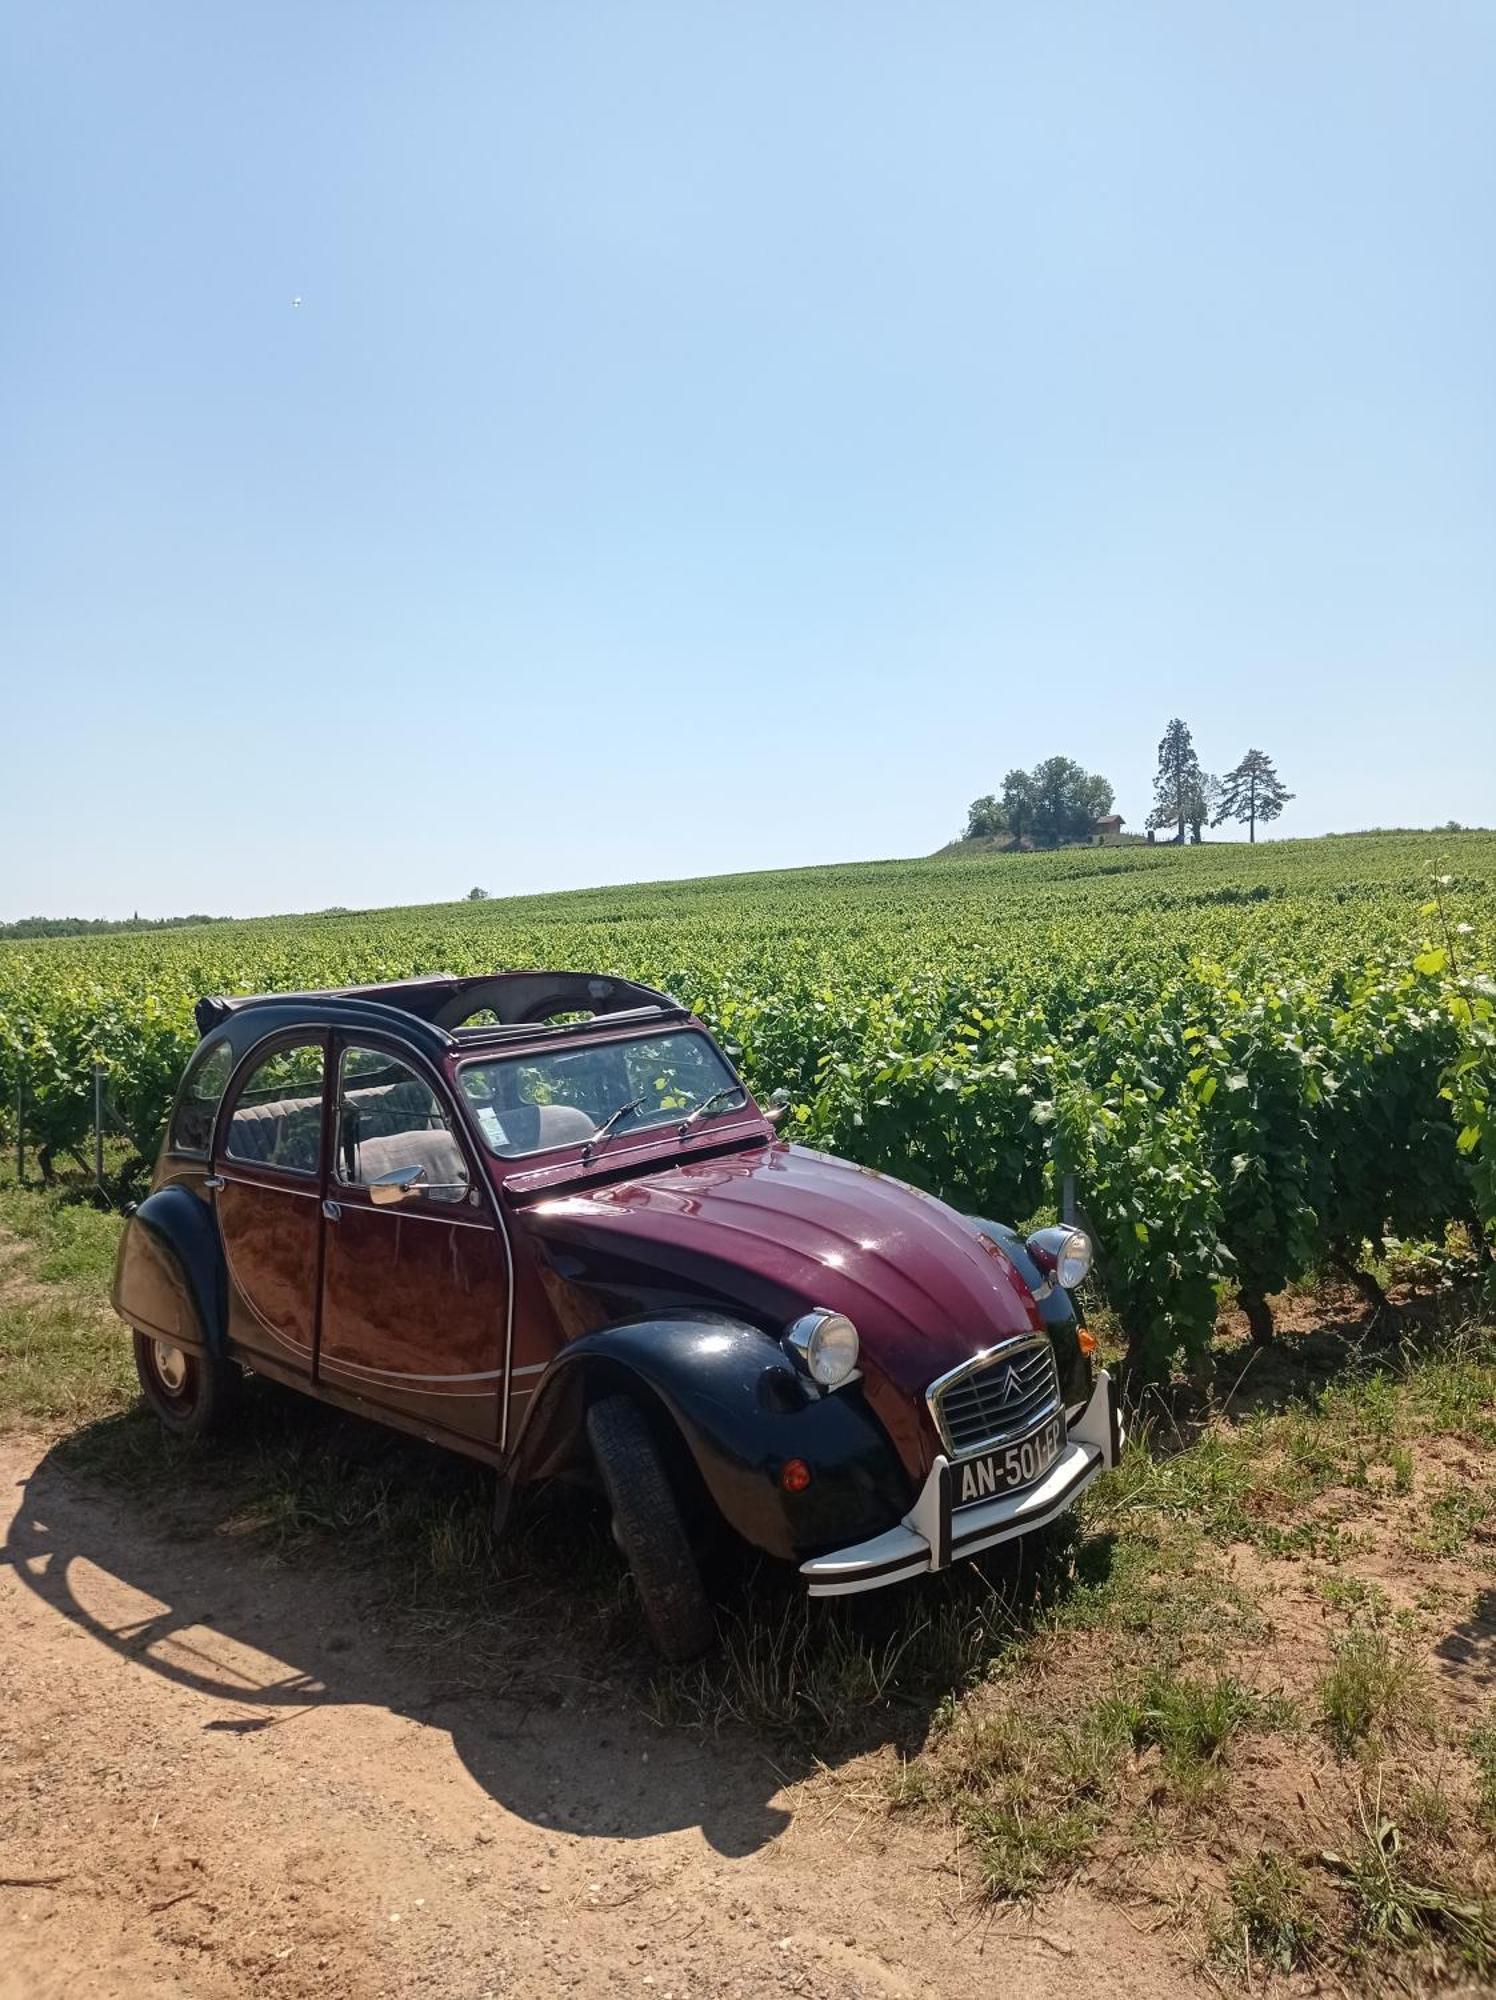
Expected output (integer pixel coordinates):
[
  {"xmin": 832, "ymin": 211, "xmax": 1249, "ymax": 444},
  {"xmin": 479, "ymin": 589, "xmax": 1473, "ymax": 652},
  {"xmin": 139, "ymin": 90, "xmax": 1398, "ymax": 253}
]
[{"xmin": 800, "ymin": 1367, "xmax": 1122, "ymax": 1599}]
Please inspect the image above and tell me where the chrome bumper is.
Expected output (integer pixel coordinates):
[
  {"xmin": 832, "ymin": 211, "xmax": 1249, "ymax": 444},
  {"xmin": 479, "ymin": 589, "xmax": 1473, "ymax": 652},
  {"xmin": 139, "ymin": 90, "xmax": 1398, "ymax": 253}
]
[{"xmin": 800, "ymin": 1367, "xmax": 1122, "ymax": 1599}]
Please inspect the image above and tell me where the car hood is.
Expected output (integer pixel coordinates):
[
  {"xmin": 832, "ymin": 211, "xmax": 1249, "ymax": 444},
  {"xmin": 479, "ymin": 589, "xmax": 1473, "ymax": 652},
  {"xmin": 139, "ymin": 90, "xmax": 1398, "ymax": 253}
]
[{"xmin": 520, "ymin": 1139, "xmax": 1044, "ymax": 1406}]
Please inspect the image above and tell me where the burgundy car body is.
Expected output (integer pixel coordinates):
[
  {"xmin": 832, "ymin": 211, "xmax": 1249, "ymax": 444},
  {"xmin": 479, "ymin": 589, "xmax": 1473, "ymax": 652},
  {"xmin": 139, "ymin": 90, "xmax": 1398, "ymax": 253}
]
[{"xmin": 113, "ymin": 971, "xmax": 1121, "ymax": 1603}]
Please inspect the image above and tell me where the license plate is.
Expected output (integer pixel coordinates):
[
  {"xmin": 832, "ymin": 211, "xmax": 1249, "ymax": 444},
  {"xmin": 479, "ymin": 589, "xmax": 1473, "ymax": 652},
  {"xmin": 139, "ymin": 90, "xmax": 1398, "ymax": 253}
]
[{"xmin": 954, "ymin": 1415, "xmax": 1065, "ymax": 1507}]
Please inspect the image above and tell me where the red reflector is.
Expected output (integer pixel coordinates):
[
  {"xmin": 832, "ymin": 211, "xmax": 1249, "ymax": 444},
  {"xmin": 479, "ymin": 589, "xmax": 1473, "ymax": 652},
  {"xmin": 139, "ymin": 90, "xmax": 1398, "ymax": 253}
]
[{"xmin": 779, "ymin": 1458, "xmax": 812, "ymax": 1494}]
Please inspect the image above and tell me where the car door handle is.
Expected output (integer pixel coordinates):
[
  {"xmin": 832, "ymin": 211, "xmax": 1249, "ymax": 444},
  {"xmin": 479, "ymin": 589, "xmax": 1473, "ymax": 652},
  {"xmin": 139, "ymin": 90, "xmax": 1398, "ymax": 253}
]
[
  {"xmin": 322, "ymin": 1200, "xmax": 341, "ymax": 1222},
  {"xmin": 203, "ymin": 1175, "xmax": 225, "ymax": 1191}
]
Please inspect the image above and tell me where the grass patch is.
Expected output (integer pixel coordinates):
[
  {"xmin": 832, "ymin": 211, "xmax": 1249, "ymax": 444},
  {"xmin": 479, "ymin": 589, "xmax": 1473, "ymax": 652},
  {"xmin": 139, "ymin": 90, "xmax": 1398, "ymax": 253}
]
[
  {"xmin": 0, "ymin": 1180, "xmax": 132, "ymax": 1430},
  {"xmin": 0, "ymin": 1182, "xmax": 123, "ymax": 1287},
  {"xmin": 897, "ymin": 1698, "xmax": 1131, "ymax": 1898},
  {"xmin": 1399, "ymin": 1780, "xmax": 1456, "ymax": 1849},
  {"xmin": 1316, "ymin": 1574, "xmax": 1392, "ymax": 1619},
  {"xmin": 1104, "ymin": 1668, "xmax": 1290, "ymax": 1790},
  {"xmin": 1470, "ymin": 1712, "xmax": 1496, "ymax": 1832},
  {"xmin": 896, "ymin": 1657, "xmax": 1293, "ymax": 1900},
  {"xmin": 967, "ymin": 1797, "xmax": 1098, "ymax": 1898},
  {"xmin": 1318, "ymin": 1624, "xmax": 1431, "ymax": 1757},
  {"xmin": 1417, "ymin": 1485, "xmax": 1495, "ymax": 1558},
  {"xmin": 1322, "ymin": 1798, "xmax": 1496, "ymax": 1977},
  {"xmin": 0, "ymin": 1290, "xmax": 134, "ymax": 1431},
  {"xmin": 1113, "ymin": 1327, "xmax": 1496, "ymax": 1565},
  {"xmin": 1213, "ymin": 1853, "xmax": 1324, "ymax": 1976}
]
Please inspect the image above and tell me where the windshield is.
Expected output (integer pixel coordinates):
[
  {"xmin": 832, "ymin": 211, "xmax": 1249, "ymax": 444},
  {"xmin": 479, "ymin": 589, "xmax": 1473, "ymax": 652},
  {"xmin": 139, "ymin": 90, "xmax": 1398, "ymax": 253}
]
[{"xmin": 458, "ymin": 1029, "xmax": 750, "ymax": 1159}]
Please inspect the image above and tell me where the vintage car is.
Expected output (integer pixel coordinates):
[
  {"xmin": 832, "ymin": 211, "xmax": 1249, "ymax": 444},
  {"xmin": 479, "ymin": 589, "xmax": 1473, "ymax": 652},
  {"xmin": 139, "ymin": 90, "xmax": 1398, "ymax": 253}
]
[{"xmin": 113, "ymin": 971, "xmax": 1121, "ymax": 1658}]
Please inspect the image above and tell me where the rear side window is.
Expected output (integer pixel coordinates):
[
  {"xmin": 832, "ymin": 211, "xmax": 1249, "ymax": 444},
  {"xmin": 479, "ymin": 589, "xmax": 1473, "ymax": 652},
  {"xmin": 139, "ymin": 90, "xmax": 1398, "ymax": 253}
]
[
  {"xmin": 223, "ymin": 1040, "xmax": 326, "ymax": 1176},
  {"xmin": 170, "ymin": 1041, "xmax": 235, "ymax": 1156}
]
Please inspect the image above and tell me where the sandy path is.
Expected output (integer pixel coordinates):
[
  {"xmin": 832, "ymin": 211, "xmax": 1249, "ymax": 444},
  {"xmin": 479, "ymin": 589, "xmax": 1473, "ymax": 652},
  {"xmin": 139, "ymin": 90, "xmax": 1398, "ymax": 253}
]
[{"xmin": 0, "ymin": 1433, "xmax": 1204, "ymax": 1997}]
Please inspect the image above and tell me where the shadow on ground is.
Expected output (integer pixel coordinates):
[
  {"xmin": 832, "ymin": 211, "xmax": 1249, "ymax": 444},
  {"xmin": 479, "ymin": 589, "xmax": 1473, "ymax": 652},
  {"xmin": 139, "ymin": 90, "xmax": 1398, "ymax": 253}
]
[
  {"xmin": 1437, "ymin": 1588, "xmax": 1496, "ymax": 1696},
  {"xmin": 2, "ymin": 1387, "xmax": 1093, "ymax": 1859}
]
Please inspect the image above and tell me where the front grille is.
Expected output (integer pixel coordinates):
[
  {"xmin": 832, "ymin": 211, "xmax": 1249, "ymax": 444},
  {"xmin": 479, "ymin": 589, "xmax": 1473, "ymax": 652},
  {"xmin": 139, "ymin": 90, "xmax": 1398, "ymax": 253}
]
[{"xmin": 929, "ymin": 1337, "xmax": 1061, "ymax": 1459}]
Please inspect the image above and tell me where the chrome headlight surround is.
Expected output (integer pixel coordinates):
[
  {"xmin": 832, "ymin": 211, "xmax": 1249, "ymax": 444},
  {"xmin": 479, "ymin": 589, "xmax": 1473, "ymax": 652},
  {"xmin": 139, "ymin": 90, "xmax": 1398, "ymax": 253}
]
[
  {"xmin": 1025, "ymin": 1224, "xmax": 1093, "ymax": 1291},
  {"xmin": 783, "ymin": 1308, "xmax": 860, "ymax": 1389}
]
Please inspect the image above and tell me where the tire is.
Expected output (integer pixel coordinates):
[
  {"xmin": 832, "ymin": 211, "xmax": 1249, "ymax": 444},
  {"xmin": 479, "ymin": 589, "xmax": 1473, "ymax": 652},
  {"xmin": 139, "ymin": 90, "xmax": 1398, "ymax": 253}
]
[
  {"xmin": 133, "ymin": 1330, "xmax": 239, "ymax": 1440},
  {"xmin": 585, "ymin": 1394, "xmax": 715, "ymax": 1662}
]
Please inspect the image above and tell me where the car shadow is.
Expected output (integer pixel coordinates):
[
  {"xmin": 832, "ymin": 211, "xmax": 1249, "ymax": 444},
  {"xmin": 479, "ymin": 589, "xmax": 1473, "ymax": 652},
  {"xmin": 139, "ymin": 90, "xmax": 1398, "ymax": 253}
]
[{"xmin": 2, "ymin": 1396, "xmax": 1091, "ymax": 1860}]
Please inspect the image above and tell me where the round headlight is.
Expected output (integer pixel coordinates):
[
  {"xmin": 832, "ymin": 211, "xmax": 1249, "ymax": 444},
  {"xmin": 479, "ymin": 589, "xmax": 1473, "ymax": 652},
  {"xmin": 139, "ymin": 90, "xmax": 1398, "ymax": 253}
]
[
  {"xmin": 784, "ymin": 1309, "xmax": 860, "ymax": 1388},
  {"xmin": 1025, "ymin": 1224, "xmax": 1094, "ymax": 1290},
  {"xmin": 1054, "ymin": 1227, "xmax": 1093, "ymax": 1289}
]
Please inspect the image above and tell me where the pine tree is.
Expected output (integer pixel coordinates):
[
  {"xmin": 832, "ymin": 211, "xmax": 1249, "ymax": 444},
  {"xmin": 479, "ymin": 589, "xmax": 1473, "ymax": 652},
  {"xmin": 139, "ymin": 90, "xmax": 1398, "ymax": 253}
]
[
  {"xmin": 1149, "ymin": 719, "xmax": 1203, "ymax": 845},
  {"xmin": 1213, "ymin": 749, "xmax": 1293, "ymax": 843}
]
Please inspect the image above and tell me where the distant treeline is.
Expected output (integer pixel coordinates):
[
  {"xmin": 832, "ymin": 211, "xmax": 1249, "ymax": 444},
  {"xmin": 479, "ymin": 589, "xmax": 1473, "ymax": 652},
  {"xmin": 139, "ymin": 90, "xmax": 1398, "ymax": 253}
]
[{"xmin": 0, "ymin": 912, "xmax": 229, "ymax": 941}]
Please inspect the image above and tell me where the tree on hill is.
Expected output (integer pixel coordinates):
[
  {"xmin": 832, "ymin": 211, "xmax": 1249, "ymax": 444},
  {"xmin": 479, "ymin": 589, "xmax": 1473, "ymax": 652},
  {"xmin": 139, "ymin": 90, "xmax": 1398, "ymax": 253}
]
[
  {"xmin": 1148, "ymin": 718, "xmax": 1204, "ymax": 844},
  {"xmin": 963, "ymin": 793, "xmax": 1005, "ymax": 839},
  {"xmin": 1213, "ymin": 749, "xmax": 1293, "ymax": 842},
  {"xmin": 466, "ymin": 886, "xmax": 490, "ymax": 901},
  {"xmin": 963, "ymin": 769, "xmax": 1034, "ymax": 842},
  {"xmin": 999, "ymin": 767, "xmax": 1038, "ymax": 842},
  {"xmin": 1031, "ymin": 756, "xmax": 1113, "ymax": 846},
  {"xmin": 963, "ymin": 758, "xmax": 1112, "ymax": 848},
  {"xmin": 1183, "ymin": 771, "xmax": 1221, "ymax": 845}
]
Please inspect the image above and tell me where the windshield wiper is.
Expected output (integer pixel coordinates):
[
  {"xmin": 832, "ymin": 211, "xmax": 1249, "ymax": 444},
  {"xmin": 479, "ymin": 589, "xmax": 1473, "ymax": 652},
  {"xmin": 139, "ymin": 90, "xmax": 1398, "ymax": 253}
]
[
  {"xmin": 581, "ymin": 1095, "xmax": 647, "ymax": 1160},
  {"xmin": 676, "ymin": 1082, "xmax": 749, "ymax": 1137}
]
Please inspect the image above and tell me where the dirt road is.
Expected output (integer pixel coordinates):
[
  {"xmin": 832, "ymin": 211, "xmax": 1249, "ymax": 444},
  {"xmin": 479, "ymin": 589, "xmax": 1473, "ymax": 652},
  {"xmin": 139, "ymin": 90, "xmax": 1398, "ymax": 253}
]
[{"xmin": 0, "ymin": 1432, "xmax": 1209, "ymax": 1999}]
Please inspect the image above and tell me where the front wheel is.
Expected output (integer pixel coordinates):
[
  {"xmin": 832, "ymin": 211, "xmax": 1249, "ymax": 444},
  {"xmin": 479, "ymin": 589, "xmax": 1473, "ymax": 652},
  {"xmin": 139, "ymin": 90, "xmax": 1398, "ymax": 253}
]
[
  {"xmin": 133, "ymin": 1331, "xmax": 239, "ymax": 1440},
  {"xmin": 585, "ymin": 1394, "xmax": 715, "ymax": 1662}
]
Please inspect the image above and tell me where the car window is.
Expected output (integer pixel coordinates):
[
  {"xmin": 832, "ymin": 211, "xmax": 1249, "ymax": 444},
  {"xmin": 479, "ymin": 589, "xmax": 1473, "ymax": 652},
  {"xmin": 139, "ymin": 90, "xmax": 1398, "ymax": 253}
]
[
  {"xmin": 459, "ymin": 1030, "xmax": 746, "ymax": 1158},
  {"xmin": 335, "ymin": 1047, "xmax": 469, "ymax": 1204},
  {"xmin": 170, "ymin": 1039, "xmax": 235, "ymax": 1155},
  {"xmin": 222, "ymin": 1040, "xmax": 326, "ymax": 1176}
]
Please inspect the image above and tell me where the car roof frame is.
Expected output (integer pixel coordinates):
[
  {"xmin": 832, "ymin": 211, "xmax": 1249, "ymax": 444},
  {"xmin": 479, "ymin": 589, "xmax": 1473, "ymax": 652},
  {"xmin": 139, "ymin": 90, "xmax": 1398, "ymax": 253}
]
[{"xmin": 193, "ymin": 970, "xmax": 691, "ymax": 1059}]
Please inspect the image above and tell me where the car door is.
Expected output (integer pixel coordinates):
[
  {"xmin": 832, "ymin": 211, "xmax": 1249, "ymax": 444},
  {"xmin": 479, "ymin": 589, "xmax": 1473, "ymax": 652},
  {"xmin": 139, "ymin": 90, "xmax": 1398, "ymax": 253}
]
[
  {"xmin": 316, "ymin": 1038, "xmax": 509, "ymax": 1446},
  {"xmin": 212, "ymin": 1032, "xmax": 329, "ymax": 1377}
]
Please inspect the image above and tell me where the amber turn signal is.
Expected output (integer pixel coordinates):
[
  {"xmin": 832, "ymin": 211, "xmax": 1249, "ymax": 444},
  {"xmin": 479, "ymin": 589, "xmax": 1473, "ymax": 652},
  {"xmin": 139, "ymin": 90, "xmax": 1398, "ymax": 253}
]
[
  {"xmin": 1077, "ymin": 1327, "xmax": 1098, "ymax": 1356},
  {"xmin": 779, "ymin": 1458, "xmax": 812, "ymax": 1493}
]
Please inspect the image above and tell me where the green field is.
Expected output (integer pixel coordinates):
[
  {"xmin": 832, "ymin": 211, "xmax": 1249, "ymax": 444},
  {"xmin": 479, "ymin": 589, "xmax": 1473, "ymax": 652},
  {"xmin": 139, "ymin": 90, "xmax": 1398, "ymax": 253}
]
[{"xmin": 3, "ymin": 832, "xmax": 1494, "ymax": 1372}]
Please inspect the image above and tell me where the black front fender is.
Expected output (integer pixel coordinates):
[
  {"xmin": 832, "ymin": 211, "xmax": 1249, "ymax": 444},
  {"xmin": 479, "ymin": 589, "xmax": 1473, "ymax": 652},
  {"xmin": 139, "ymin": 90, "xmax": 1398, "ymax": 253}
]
[
  {"xmin": 970, "ymin": 1218, "xmax": 1092, "ymax": 1410},
  {"xmin": 514, "ymin": 1312, "xmax": 912, "ymax": 1563},
  {"xmin": 112, "ymin": 1185, "xmax": 228, "ymax": 1357}
]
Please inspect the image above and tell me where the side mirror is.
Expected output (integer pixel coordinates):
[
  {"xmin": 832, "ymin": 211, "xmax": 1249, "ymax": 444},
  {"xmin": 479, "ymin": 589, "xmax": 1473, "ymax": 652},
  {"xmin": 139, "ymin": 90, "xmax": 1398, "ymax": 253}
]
[
  {"xmin": 764, "ymin": 1087, "xmax": 793, "ymax": 1128},
  {"xmin": 369, "ymin": 1163, "xmax": 430, "ymax": 1206}
]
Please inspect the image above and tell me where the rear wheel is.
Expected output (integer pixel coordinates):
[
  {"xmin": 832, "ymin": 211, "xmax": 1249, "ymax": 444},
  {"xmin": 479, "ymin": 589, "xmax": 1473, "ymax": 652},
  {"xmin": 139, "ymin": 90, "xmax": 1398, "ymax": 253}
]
[
  {"xmin": 133, "ymin": 1331, "xmax": 239, "ymax": 1440},
  {"xmin": 585, "ymin": 1394, "xmax": 715, "ymax": 1662}
]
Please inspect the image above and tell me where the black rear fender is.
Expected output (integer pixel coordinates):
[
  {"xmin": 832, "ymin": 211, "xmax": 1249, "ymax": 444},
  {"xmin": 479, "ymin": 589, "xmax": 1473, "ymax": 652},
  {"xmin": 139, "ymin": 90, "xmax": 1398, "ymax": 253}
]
[
  {"xmin": 512, "ymin": 1312, "xmax": 911, "ymax": 1564},
  {"xmin": 112, "ymin": 1185, "xmax": 227, "ymax": 1358}
]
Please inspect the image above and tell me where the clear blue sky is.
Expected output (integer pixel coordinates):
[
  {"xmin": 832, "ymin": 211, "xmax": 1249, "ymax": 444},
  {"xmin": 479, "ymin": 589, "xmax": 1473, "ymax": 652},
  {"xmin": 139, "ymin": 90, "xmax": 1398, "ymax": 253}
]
[{"xmin": 3, "ymin": 3, "xmax": 1492, "ymax": 919}]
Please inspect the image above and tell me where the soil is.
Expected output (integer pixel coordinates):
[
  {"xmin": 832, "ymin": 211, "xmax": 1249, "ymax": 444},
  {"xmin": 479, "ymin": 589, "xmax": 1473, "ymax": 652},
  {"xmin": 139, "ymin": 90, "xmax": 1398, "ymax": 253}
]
[{"xmin": 0, "ymin": 1433, "xmax": 1207, "ymax": 2000}]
